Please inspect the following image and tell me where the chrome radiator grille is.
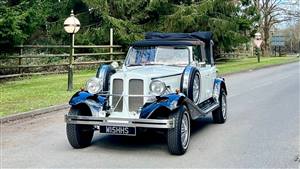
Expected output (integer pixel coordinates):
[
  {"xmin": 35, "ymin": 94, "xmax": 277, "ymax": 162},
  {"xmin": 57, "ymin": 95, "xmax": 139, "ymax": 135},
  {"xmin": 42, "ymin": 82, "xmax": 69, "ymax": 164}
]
[
  {"xmin": 129, "ymin": 79, "xmax": 144, "ymax": 112},
  {"xmin": 112, "ymin": 79, "xmax": 123, "ymax": 112}
]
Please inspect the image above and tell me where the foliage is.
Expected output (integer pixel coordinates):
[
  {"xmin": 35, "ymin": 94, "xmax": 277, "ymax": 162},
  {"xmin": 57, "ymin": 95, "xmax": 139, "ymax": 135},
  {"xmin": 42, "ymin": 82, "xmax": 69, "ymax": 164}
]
[
  {"xmin": 0, "ymin": 0, "xmax": 259, "ymax": 52},
  {"xmin": 0, "ymin": 1, "xmax": 52, "ymax": 46}
]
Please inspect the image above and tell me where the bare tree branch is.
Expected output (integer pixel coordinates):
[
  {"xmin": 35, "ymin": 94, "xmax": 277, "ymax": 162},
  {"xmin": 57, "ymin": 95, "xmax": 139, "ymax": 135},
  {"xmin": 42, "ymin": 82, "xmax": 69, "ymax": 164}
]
[{"xmin": 257, "ymin": 0, "xmax": 299, "ymax": 55}]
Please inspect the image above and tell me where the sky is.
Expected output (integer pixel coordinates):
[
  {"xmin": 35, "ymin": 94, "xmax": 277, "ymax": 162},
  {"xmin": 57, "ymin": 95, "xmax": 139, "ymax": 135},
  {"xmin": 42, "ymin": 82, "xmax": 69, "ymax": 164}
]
[{"xmin": 276, "ymin": 0, "xmax": 300, "ymax": 29}]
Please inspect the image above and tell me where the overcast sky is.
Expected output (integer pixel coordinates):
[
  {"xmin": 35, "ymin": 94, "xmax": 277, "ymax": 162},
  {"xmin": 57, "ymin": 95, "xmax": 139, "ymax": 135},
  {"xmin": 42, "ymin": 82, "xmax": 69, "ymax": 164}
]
[{"xmin": 277, "ymin": 0, "xmax": 300, "ymax": 29}]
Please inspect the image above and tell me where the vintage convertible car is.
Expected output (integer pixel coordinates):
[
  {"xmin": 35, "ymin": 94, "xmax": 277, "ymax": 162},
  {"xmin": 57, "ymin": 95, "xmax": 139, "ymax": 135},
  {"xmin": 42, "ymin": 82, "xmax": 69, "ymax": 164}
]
[{"xmin": 65, "ymin": 32, "xmax": 227, "ymax": 155}]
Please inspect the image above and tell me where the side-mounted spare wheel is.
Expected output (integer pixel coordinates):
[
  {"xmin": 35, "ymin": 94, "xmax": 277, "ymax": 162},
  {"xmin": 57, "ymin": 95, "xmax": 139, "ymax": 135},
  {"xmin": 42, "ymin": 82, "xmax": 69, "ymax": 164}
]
[
  {"xmin": 180, "ymin": 66, "xmax": 201, "ymax": 103},
  {"xmin": 212, "ymin": 89, "xmax": 227, "ymax": 123},
  {"xmin": 66, "ymin": 107, "xmax": 94, "ymax": 148},
  {"xmin": 96, "ymin": 64, "xmax": 116, "ymax": 92},
  {"xmin": 167, "ymin": 105, "xmax": 191, "ymax": 155}
]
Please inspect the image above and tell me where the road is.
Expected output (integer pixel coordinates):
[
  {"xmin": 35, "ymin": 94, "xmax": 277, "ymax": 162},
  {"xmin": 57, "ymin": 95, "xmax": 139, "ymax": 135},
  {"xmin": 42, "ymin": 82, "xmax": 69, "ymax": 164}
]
[{"xmin": 1, "ymin": 62, "xmax": 300, "ymax": 168}]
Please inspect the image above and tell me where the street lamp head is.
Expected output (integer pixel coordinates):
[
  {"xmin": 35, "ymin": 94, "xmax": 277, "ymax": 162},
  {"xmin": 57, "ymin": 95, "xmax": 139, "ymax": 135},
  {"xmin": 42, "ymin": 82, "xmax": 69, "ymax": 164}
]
[
  {"xmin": 255, "ymin": 32, "xmax": 262, "ymax": 40},
  {"xmin": 64, "ymin": 10, "xmax": 80, "ymax": 34}
]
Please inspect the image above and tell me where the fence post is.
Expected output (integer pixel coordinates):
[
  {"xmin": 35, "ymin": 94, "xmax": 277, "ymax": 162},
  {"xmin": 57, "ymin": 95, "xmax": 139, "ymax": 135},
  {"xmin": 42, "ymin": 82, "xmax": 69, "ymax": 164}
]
[
  {"xmin": 110, "ymin": 28, "xmax": 113, "ymax": 60},
  {"xmin": 67, "ymin": 34, "xmax": 74, "ymax": 91},
  {"xmin": 19, "ymin": 47, "xmax": 23, "ymax": 74}
]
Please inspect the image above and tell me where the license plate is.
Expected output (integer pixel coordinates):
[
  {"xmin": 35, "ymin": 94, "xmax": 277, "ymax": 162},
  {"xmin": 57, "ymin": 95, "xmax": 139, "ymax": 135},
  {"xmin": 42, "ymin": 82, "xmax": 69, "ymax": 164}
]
[{"xmin": 100, "ymin": 126, "xmax": 136, "ymax": 136}]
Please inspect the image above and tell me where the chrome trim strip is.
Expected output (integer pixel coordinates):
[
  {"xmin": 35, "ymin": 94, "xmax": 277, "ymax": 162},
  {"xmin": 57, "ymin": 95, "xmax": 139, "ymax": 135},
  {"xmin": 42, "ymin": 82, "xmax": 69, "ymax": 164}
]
[
  {"xmin": 99, "ymin": 93, "xmax": 154, "ymax": 97},
  {"xmin": 65, "ymin": 115, "xmax": 175, "ymax": 129},
  {"xmin": 151, "ymin": 73, "xmax": 182, "ymax": 80},
  {"xmin": 203, "ymin": 103, "xmax": 219, "ymax": 113}
]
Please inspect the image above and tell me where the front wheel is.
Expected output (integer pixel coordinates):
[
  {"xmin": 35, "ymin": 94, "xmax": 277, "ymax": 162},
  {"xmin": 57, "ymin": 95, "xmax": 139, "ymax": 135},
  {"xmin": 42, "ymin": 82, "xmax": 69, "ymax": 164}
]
[
  {"xmin": 66, "ymin": 108, "xmax": 94, "ymax": 148},
  {"xmin": 167, "ymin": 106, "xmax": 191, "ymax": 155},
  {"xmin": 212, "ymin": 89, "xmax": 227, "ymax": 123}
]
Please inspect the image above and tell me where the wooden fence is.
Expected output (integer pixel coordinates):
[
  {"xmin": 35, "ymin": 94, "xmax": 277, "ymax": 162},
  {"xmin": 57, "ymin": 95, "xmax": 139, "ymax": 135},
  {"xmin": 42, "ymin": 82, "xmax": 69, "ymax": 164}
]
[
  {"xmin": 0, "ymin": 44, "xmax": 252, "ymax": 79},
  {"xmin": 0, "ymin": 44, "xmax": 126, "ymax": 79},
  {"xmin": 216, "ymin": 52, "xmax": 252, "ymax": 61}
]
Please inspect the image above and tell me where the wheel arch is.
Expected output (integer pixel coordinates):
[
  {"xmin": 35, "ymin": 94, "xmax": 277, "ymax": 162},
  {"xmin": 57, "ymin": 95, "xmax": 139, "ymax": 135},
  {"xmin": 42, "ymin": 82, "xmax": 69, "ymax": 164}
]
[
  {"xmin": 69, "ymin": 91, "xmax": 107, "ymax": 116},
  {"xmin": 220, "ymin": 80, "xmax": 227, "ymax": 95},
  {"xmin": 140, "ymin": 93, "xmax": 188, "ymax": 119},
  {"xmin": 70, "ymin": 103, "xmax": 93, "ymax": 116},
  {"xmin": 214, "ymin": 77, "xmax": 227, "ymax": 99}
]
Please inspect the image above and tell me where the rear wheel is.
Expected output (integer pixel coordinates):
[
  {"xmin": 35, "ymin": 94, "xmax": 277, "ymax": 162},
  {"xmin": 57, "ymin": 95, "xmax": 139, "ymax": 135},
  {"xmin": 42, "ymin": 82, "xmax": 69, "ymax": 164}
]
[
  {"xmin": 212, "ymin": 89, "xmax": 227, "ymax": 123},
  {"xmin": 167, "ymin": 106, "xmax": 190, "ymax": 155},
  {"xmin": 66, "ymin": 108, "xmax": 94, "ymax": 148}
]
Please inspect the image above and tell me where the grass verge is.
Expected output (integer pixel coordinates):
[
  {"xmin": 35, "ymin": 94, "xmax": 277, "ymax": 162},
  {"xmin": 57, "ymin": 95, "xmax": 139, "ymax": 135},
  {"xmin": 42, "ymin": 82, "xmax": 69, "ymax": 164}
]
[
  {"xmin": 0, "ymin": 70, "xmax": 95, "ymax": 117},
  {"xmin": 217, "ymin": 56, "xmax": 299, "ymax": 75},
  {"xmin": 0, "ymin": 56, "xmax": 299, "ymax": 117}
]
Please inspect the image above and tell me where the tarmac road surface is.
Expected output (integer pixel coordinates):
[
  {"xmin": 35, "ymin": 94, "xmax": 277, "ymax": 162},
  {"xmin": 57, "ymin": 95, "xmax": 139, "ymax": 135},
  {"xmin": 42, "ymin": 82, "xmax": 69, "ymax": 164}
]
[{"xmin": 1, "ymin": 62, "xmax": 299, "ymax": 168}]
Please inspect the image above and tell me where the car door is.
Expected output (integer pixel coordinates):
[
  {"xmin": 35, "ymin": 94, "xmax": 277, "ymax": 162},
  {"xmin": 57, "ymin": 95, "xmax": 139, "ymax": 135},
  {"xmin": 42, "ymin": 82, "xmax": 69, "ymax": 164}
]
[
  {"xmin": 199, "ymin": 65, "xmax": 211, "ymax": 101},
  {"xmin": 205, "ymin": 43, "xmax": 217, "ymax": 99},
  {"xmin": 193, "ymin": 45, "xmax": 211, "ymax": 102},
  {"xmin": 203, "ymin": 64, "xmax": 216, "ymax": 99}
]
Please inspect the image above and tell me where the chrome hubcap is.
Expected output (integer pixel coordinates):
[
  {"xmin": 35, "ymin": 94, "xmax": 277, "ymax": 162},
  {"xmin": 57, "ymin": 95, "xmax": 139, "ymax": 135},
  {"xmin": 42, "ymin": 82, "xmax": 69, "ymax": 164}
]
[
  {"xmin": 181, "ymin": 112, "xmax": 190, "ymax": 149},
  {"xmin": 193, "ymin": 74, "xmax": 200, "ymax": 102},
  {"xmin": 221, "ymin": 94, "xmax": 227, "ymax": 119}
]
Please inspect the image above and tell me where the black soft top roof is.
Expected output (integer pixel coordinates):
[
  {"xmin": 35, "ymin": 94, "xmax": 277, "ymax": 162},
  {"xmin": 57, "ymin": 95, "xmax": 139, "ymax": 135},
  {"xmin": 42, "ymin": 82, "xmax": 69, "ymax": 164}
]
[
  {"xmin": 132, "ymin": 39, "xmax": 204, "ymax": 47},
  {"xmin": 131, "ymin": 31, "xmax": 212, "ymax": 47},
  {"xmin": 145, "ymin": 32, "xmax": 212, "ymax": 42}
]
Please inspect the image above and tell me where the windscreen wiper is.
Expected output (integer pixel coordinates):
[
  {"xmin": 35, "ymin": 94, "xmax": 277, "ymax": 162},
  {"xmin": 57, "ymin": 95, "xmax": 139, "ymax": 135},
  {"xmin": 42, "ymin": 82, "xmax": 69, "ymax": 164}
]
[
  {"xmin": 145, "ymin": 63, "xmax": 164, "ymax": 65},
  {"xmin": 127, "ymin": 64, "xmax": 143, "ymax": 67},
  {"xmin": 164, "ymin": 64, "xmax": 185, "ymax": 67}
]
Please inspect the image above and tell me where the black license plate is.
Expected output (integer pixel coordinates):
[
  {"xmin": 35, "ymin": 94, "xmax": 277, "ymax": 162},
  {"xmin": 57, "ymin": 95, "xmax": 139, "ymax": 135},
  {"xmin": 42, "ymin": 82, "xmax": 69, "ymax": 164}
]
[{"xmin": 100, "ymin": 126, "xmax": 136, "ymax": 136}]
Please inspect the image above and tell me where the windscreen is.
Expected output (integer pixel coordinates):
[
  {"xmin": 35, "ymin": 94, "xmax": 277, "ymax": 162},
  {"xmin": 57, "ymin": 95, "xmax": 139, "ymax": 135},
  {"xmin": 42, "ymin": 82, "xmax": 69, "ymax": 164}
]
[{"xmin": 125, "ymin": 46, "xmax": 189, "ymax": 66}]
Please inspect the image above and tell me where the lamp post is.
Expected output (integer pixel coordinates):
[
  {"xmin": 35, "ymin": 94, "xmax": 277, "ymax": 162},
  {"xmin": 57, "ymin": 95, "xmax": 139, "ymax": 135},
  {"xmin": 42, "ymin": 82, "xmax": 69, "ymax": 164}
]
[
  {"xmin": 254, "ymin": 32, "xmax": 263, "ymax": 63},
  {"xmin": 64, "ymin": 10, "xmax": 80, "ymax": 91}
]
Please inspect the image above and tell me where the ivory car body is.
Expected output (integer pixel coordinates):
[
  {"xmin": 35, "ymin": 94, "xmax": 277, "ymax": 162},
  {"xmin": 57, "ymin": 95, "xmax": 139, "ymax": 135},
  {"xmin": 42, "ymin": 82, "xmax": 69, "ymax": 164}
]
[{"xmin": 65, "ymin": 32, "xmax": 228, "ymax": 155}]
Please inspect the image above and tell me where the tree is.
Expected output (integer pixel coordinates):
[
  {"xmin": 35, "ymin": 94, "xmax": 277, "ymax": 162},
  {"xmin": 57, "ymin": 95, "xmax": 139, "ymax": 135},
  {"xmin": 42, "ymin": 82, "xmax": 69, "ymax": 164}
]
[
  {"xmin": 162, "ymin": 0, "xmax": 259, "ymax": 52},
  {"xmin": 257, "ymin": 0, "xmax": 300, "ymax": 55},
  {"xmin": 0, "ymin": 1, "xmax": 51, "ymax": 47},
  {"xmin": 80, "ymin": 0, "xmax": 259, "ymax": 52},
  {"xmin": 278, "ymin": 20, "xmax": 300, "ymax": 53},
  {"xmin": 0, "ymin": 0, "xmax": 259, "ymax": 54}
]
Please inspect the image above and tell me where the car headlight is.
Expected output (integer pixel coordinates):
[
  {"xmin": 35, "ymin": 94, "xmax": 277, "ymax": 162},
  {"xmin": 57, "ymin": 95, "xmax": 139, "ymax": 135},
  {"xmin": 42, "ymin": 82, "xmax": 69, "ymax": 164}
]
[
  {"xmin": 149, "ymin": 80, "xmax": 167, "ymax": 96},
  {"xmin": 85, "ymin": 77, "xmax": 102, "ymax": 94}
]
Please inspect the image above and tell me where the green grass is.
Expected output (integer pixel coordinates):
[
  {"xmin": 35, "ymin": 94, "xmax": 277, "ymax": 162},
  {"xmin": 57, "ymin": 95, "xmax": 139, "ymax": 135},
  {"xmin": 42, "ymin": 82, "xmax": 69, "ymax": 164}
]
[
  {"xmin": 217, "ymin": 56, "xmax": 299, "ymax": 75},
  {"xmin": 0, "ymin": 56, "xmax": 299, "ymax": 117},
  {"xmin": 0, "ymin": 70, "xmax": 95, "ymax": 117}
]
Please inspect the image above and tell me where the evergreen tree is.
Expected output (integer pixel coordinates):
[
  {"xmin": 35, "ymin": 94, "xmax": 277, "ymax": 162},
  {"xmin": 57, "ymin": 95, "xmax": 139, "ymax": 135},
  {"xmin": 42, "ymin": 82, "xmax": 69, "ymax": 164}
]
[{"xmin": 0, "ymin": 0, "xmax": 259, "ymax": 53}]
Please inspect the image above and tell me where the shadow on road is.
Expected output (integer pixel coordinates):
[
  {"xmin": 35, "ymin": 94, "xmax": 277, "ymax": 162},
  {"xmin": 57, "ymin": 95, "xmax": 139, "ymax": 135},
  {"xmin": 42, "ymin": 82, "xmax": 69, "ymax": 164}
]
[
  {"xmin": 191, "ymin": 116, "xmax": 214, "ymax": 135},
  {"xmin": 90, "ymin": 116, "xmax": 214, "ymax": 153}
]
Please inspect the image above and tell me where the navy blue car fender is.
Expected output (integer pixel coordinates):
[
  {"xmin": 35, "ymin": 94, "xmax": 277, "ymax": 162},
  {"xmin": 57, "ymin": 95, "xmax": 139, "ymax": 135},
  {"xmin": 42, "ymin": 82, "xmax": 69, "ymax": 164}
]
[
  {"xmin": 140, "ymin": 93, "xmax": 186, "ymax": 119},
  {"xmin": 213, "ymin": 77, "xmax": 227, "ymax": 100},
  {"xmin": 69, "ymin": 91, "xmax": 107, "ymax": 116}
]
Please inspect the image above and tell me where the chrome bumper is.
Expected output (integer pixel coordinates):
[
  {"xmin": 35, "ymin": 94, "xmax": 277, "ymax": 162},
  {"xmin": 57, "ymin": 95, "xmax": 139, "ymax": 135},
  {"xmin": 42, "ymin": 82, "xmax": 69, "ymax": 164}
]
[{"xmin": 65, "ymin": 115, "xmax": 175, "ymax": 129}]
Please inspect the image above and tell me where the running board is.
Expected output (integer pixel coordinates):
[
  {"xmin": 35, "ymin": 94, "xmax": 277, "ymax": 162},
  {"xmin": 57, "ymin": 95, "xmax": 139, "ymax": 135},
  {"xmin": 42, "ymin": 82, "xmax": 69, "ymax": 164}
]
[{"xmin": 184, "ymin": 98, "xmax": 219, "ymax": 120}]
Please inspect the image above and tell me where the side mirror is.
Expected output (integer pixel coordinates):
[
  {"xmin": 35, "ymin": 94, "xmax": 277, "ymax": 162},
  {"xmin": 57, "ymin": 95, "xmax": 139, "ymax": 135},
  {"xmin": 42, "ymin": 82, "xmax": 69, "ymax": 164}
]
[{"xmin": 111, "ymin": 61, "xmax": 119, "ymax": 69}]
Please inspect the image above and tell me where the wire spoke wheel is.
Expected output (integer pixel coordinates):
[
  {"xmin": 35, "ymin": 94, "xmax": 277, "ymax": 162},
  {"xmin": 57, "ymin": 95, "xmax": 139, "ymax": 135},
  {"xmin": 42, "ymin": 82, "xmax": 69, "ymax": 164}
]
[
  {"xmin": 181, "ymin": 112, "xmax": 190, "ymax": 149},
  {"xmin": 212, "ymin": 89, "xmax": 227, "ymax": 124},
  {"xmin": 221, "ymin": 93, "xmax": 227, "ymax": 120},
  {"xmin": 192, "ymin": 74, "xmax": 200, "ymax": 103},
  {"xmin": 167, "ymin": 106, "xmax": 190, "ymax": 155}
]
